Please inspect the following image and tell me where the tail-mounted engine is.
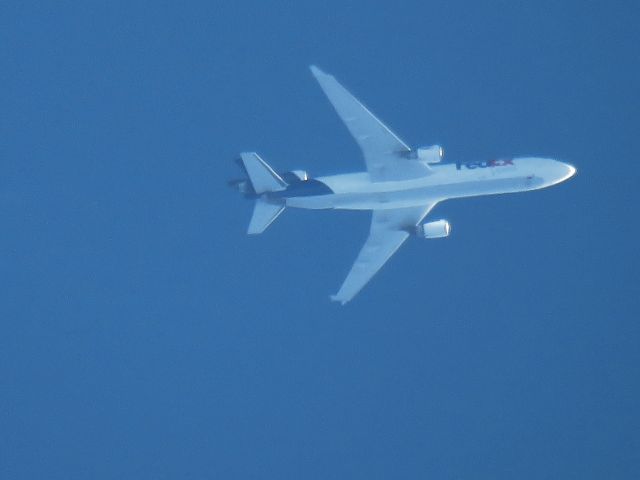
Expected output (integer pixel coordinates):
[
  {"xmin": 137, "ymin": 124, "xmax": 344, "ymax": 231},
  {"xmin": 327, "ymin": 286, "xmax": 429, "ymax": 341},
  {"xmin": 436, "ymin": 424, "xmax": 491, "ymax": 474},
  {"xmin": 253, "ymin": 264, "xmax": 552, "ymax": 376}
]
[
  {"xmin": 282, "ymin": 170, "xmax": 309, "ymax": 183},
  {"xmin": 416, "ymin": 219, "xmax": 451, "ymax": 239},
  {"xmin": 229, "ymin": 157, "xmax": 309, "ymax": 197}
]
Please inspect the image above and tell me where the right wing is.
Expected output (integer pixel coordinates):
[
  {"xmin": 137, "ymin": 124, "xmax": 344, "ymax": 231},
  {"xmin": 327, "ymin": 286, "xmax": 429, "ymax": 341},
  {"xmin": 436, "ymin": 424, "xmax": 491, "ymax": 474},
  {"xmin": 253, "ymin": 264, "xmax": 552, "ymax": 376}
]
[
  {"xmin": 310, "ymin": 66, "xmax": 431, "ymax": 182},
  {"xmin": 331, "ymin": 203, "xmax": 438, "ymax": 304}
]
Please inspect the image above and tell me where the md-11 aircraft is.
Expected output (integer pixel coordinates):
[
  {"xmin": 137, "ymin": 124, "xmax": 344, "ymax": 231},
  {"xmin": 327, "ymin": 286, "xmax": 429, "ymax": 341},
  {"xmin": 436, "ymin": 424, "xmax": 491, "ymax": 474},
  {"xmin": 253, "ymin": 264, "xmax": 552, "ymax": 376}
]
[{"xmin": 231, "ymin": 66, "xmax": 576, "ymax": 304}]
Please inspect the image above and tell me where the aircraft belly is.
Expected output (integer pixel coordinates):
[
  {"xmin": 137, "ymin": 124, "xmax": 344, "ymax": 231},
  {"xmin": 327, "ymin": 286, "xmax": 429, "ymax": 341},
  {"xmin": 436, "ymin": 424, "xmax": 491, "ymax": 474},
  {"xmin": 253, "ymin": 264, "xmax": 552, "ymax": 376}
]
[
  {"xmin": 285, "ymin": 177, "xmax": 531, "ymax": 210},
  {"xmin": 330, "ymin": 191, "xmax": 437, "ymax": 210},
  {"xmin": 285, "ymin": 195, "xmax": 335, "ymax": 209},
  {"xmin": 286, "ymin": 190, "xmax": 437, "ymax": 210}
]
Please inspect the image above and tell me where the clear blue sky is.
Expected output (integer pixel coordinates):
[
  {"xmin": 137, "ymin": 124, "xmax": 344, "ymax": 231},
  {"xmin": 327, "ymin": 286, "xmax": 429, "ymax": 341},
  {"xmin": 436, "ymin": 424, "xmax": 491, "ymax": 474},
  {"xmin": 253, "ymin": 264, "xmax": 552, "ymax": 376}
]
[{"xmin": 2, "ymin": 1, "xmax": 639, "ymax": 478}]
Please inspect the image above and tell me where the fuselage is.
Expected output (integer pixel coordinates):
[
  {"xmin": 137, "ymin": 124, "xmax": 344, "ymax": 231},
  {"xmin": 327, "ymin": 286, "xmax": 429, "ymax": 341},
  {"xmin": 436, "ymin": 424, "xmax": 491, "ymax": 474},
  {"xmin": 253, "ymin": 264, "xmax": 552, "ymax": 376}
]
[{"xmin": 275, "ymin": 157, "xmax": 576, "ymax": 211}]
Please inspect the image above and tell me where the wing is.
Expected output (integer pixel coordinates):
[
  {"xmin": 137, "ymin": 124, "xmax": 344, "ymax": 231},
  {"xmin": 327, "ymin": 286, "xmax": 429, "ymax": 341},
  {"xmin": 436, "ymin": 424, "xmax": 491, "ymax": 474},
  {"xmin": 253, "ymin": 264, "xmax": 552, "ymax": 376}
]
[
  {"xmin": 310, "ymin": 66, "xmax": 431, "ymax": 182},
  {"xmin": 331, "ymin": 203, "xmax": 438, "ymax": 304}
]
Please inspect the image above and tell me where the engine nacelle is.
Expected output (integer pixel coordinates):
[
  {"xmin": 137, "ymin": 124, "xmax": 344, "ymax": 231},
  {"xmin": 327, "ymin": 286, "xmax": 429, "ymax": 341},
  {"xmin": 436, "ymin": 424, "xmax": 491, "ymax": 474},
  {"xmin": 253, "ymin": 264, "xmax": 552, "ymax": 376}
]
[
  {"xmin": 282, "ymin": 170, "xmax": 309, "ymax": 183},
  {"xmin": 416, "ymin": 145, "xmax": 444, "ymax": 164},
  {"xmin": 417, "ymin": 219, "xmax": 451, "ymax": 239}
]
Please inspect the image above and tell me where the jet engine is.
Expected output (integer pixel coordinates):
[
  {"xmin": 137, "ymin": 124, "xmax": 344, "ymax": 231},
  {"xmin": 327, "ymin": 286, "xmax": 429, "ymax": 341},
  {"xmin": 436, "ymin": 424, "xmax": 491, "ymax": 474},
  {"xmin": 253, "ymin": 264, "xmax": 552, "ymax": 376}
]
[
  {"xmin": 282, "ymin": 170, "xmax": 310, "ymax": 183},
  {"xmin": 417, "ymin": 219, "xmax": 451, "ymax": 239},
  {"xmin": 416, "ymin": 145, "xmax": 444, "ymax": 164}
]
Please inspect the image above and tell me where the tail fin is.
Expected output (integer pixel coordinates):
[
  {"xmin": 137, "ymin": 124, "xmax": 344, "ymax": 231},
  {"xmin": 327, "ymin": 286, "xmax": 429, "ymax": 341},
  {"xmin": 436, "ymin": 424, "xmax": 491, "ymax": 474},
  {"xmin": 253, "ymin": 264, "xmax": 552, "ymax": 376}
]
[
  {"xmin": 240, "ymin": 152, "xmax": 287, "ymax": 194},
  {"xmin": 248, "ymin": 198, "xmax": 285, "ymax": 235}
]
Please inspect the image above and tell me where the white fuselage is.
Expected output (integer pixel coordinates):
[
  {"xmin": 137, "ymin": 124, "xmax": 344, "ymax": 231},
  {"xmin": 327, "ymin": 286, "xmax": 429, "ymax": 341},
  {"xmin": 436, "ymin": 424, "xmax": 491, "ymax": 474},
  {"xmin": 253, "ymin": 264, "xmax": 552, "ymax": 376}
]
[{"xmin": 284, "ymin": 157, "xmax": 576, "ymax": 210}]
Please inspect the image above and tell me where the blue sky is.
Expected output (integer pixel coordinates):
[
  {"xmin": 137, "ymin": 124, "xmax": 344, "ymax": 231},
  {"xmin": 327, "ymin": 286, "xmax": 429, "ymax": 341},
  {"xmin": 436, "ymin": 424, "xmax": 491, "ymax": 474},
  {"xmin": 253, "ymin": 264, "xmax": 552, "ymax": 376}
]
[{"xmin": 2, "ymin": 1, "xmax": 639, "ymax": 478}]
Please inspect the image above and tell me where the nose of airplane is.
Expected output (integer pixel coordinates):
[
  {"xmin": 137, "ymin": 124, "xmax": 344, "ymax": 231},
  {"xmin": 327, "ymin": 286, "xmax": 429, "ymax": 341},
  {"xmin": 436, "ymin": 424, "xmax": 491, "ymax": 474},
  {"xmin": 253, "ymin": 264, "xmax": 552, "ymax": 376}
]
[
  {"xmin": 561, "ymin": 162, "xmax": 577, "ymax": 181},
  {"xmin": 545, "ymin": 159, "xmax": 576, "ymax": 186}
]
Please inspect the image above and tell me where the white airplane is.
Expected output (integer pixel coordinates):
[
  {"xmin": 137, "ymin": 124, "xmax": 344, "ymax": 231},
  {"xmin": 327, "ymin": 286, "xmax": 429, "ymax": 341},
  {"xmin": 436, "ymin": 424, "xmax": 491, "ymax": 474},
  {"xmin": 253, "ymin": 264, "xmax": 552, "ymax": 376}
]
[{"xmin": 231, "ymin": 66, "xmax": 576, "ymax": 304}]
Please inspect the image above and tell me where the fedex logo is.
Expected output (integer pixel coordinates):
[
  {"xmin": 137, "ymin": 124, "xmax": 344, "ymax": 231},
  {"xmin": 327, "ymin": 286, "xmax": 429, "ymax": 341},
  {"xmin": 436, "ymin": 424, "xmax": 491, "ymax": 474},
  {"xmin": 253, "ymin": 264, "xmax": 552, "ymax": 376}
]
[{"xmin": 456, "ymin": 159, "xmax": 514, "ymax": 170}]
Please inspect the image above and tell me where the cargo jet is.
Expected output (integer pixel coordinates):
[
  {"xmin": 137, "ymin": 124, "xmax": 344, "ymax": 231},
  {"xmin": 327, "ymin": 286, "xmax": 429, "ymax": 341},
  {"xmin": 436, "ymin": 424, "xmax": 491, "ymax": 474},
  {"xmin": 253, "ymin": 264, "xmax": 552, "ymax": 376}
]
[{"xmin": 231, "ymin": 66, "xmax": 576, "ymax": 304}]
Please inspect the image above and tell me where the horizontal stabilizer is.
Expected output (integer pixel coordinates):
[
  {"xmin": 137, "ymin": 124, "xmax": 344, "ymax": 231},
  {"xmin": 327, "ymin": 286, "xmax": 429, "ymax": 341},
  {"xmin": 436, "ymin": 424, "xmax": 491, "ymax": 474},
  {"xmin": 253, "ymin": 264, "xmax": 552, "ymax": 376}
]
[
  {"xmin": 248, "ymin": 198, "xmax": 285, "ymax": 235},
  {"xmin": 240, "ymin": 152, "xmax": 287, "ymax": 194}
]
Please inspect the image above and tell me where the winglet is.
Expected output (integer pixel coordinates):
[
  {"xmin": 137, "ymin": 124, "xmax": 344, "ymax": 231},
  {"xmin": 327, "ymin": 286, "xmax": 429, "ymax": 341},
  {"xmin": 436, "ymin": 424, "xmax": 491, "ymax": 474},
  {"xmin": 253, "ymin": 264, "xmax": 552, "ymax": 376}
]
[
  {"xmin": 309, "ymin": 64, "xmax": 324, "ymax": 77},
  {"xmin": 329, "ymin": 294, "xmax": 348, "ymax": 306},
  {"xmin": 309, "ymin": 64, "xmax": 338, "ymax": 91},
  {"xmin": 310, "ymin": 65, "xmax": 334, "ymax": 88}
]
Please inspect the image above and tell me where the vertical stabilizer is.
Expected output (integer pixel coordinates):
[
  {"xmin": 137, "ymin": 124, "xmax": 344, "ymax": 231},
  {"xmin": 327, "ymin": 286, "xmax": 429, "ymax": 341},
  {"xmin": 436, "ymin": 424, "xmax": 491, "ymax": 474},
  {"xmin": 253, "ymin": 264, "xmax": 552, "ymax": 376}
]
[{"xmin": 247, "ymin": 198, "xmax": 285, "ymax": 235}]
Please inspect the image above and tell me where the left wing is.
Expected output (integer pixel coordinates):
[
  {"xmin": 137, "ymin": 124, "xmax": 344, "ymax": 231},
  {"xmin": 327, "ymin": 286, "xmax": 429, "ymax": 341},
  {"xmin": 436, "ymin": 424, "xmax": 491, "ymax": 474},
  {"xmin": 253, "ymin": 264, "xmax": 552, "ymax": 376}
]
[
  {"xmin": 310, "ymin": 66, "xmax": 432, "ymax": 182},
  {"xmin": 331, "ymin": 203, "xmax": 437, "ymax": 304}
]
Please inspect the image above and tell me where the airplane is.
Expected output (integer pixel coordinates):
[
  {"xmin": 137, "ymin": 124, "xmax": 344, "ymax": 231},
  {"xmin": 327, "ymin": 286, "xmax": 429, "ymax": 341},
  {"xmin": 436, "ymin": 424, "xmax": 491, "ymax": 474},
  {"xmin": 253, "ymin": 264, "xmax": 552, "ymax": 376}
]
[{"xmin": 231, "ymin": 66, "xmax": 576, "ymax": 304}]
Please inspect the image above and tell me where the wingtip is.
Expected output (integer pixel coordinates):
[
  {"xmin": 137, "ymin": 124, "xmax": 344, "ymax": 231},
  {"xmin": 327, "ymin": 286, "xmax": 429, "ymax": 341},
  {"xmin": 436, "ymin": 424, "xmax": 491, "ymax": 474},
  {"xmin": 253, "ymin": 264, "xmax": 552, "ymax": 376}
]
[
  {"xmin": 309, "ymin": 64, "xmax": 325, "ymax": 77},
  {"xmin": 329, "ymin": 294, "xmax": 348, "ymax": 306}
]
